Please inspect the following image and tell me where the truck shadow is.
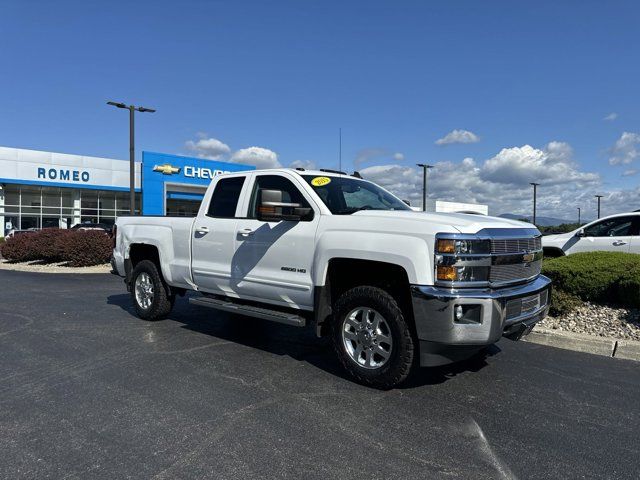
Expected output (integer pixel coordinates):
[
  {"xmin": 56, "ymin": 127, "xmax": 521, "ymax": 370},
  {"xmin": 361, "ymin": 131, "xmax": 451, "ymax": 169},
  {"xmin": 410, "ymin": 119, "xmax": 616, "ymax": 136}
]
[{"xmin": 107, "ymin": 293, "xmax": 498, "ymax": 389}]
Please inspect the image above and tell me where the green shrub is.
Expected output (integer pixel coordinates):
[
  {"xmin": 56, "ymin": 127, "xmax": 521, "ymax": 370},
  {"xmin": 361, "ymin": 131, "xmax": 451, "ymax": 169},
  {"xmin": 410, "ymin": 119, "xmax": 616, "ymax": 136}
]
[
  {"xmin": 548, "ymin": 289, "xmax": 582, "ymax": 316},
  {"xmin": 542, "ymin": 252, "xmax": 640, "ymax": 308},
  {"xmin": 0, "ymin": 229, "xmax": 111, "ymax": 267}
]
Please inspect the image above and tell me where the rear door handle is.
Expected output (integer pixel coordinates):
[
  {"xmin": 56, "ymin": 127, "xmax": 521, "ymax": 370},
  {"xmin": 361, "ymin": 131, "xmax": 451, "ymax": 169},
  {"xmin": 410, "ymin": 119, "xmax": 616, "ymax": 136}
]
[
  {"xmin": 195, "ymin": 226, "xmax": 210, "ymax": 234},
  {"xmin": 238, "ymin": 228, "xmax": 254, "ymax": 237},
  {"xmin": 613, "ymin": 240, "xmax": 627, "ymax": 246}
]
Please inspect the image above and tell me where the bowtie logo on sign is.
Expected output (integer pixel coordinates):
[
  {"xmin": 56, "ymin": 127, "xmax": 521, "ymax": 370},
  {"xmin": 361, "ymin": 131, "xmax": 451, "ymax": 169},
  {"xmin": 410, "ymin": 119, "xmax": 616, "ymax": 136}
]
[{"xmin": 153, "ymin": 164, "xmax": 181, "ymax": 175}]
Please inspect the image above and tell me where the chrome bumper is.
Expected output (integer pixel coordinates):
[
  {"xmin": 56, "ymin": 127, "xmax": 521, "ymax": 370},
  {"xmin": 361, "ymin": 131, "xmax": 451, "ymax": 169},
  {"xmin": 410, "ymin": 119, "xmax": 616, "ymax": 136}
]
[{"xmin": 411, "ymin": 275, "xmax": 552, "ymax": 365}]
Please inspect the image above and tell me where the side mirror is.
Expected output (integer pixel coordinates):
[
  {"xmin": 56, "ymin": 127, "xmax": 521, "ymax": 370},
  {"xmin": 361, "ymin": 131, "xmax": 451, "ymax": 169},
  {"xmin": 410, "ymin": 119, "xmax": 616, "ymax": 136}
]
[
  {"xmin": 257, "ymin": 189, "xmax": 312, "ymax": 222},
  {"xmin": 576, "ymin": 228, "xmax": 586, "ymax": 237}
]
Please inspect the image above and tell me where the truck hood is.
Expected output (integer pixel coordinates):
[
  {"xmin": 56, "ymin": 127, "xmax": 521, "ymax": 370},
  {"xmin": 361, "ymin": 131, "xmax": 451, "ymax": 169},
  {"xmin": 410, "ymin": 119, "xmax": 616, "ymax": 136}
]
[{"xmin": 351, "ymin": 210, "xmax": 536, "ymax": 233}]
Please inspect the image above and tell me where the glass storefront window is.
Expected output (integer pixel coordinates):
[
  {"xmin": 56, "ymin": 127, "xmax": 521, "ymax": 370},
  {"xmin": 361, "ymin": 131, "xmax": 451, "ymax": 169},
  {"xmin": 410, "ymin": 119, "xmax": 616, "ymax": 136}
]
[
  {"xmin": 114, "ymin": 192, "xmax": 141, "ymax": 215},
  {"xmin": 115, "ymin": 192, "xmax": 130, "ymax": 212},
  {"xmin": 43, "ymin": 187, "xmax": 61, "ymax": 207},
  {"xmin": 80, "ymin": 190, "xmax": 98, "ymax": 223},
  {"xmin": 61, "ymin": 189, "xmax": 74, "ymax": 208},
  {"xmin": 21, "ymin": 186, "xmax": 41, "ymax": 216},
  {"xmin": 1, "ymin": 185, "xmax": 140, "ymax": 235},
  {"xmin": 5, "ymin": 184, "xmax": 19, "ymax": 207}
]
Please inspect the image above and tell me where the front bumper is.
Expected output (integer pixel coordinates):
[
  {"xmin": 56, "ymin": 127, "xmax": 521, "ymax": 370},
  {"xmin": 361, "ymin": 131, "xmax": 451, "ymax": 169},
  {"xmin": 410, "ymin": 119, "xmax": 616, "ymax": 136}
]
[{"xmin": 411, "ymin": 275, "xmax": 552, "ymax": 366}]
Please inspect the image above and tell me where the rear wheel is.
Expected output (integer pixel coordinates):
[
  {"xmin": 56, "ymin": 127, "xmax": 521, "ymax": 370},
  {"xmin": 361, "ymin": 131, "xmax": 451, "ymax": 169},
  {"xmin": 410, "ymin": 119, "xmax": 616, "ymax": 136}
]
[
  {"xmin": 332, "ymin": 286, "xmax": 415, "ymax": 389},
  {"xmin": 131, "ymin": 260, "xmax": 174, "ymax": 320}
]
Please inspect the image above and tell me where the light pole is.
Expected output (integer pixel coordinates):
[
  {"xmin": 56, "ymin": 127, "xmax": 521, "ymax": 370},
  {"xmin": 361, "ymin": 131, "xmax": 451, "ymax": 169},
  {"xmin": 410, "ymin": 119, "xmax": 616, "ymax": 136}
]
[
  {"xmin": 595, "ymin": 195, "xmax": 604, "ymax": 219},
  {"xmin": 107, "ymin": 101, "xmax": 156, "ymax": 215},
  {"xmin": 577, "ymin": 207, "xmax": 581, "ymax": 226},
  {"xmin": 416, "ymin": 164, "xmax": 433, "ymax": 211},
  {"xmin": 530, "ymin": 182, "xmax": 540, "ymax": 225}
]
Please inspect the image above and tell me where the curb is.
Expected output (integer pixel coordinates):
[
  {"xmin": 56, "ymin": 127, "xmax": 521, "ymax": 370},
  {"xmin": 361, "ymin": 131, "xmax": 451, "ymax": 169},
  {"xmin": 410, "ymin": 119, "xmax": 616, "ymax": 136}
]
[
  {"xmin": 0, "ymin": 262, "xmax": 111, "ymax": 275},
  {"xmin": 524, "ymin": 327, "xmax": 640, "ymax": 362}
]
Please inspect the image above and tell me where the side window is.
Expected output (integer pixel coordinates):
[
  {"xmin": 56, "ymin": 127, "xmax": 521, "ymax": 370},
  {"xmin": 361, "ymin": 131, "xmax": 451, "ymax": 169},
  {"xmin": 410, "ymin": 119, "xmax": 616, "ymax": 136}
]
[
  {"xmin": 584, "ymin": 216, "xmax": 635, "ymax": 237},
  {"xmin": 248, "ymin": 175, "xmax": 311, "ymax": 220},
  {"xmin": 207, "ymin": 176, "xmax": 245, "ymax": 218}
]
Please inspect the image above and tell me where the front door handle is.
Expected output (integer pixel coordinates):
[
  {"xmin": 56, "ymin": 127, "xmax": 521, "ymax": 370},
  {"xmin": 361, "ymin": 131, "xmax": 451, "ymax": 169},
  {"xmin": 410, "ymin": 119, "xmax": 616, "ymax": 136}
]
[
  {"xmin": 238, "ymin": 228, "xmax": 254, "ymax": 237},
  {"xmin": 613, "ymin": 240, "xmax": 627, "ymax": 246},
  {"xmin": 195, "ymin": 226, "xmax": 210, "ymax": 234}
]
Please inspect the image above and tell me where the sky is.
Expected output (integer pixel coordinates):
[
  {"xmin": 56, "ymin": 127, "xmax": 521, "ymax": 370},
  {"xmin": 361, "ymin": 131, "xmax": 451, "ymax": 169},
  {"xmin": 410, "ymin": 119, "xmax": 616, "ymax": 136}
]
[{"xmin": 1, "ymin": 0, "xmax": 639, "ymax": 220}]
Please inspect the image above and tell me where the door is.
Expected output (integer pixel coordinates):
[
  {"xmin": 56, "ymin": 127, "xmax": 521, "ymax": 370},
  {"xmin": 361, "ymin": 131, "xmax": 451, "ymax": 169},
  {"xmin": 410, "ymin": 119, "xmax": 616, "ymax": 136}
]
[
  {"xmin": 191, "ymin": 175, "xmax": 248, "ymax": 295},
  {"xmin": 233, "ymin": 173, "xmax": 319, "ymax": 309},
  {"xmin": 567, "ymin": 216, "xmax": 636, "ymax": 254}
]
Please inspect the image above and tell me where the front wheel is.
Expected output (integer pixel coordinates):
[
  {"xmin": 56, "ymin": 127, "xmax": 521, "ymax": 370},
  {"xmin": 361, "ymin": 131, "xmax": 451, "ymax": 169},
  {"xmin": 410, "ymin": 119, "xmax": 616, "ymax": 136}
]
[
  {"xmin": 131, "ymin": 260, "xmax": 175, "ymax": 320},
  {"xmin": 332, "ymin": 286, "xmax": 415, "ymax": 389}
]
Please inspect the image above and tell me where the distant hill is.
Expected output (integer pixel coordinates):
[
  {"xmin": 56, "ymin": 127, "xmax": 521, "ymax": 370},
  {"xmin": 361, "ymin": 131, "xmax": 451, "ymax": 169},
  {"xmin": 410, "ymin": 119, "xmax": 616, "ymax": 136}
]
[{"xmin": 498, "ymin": 213, "xmax": 588, "ymax": 227}]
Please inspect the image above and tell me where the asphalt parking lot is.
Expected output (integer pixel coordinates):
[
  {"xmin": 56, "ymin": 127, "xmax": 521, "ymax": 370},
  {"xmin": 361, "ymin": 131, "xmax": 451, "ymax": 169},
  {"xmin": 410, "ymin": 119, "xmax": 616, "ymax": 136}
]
[{"xmin": 1, "ymin": 270, "xmax": 639, "ymax": 479}]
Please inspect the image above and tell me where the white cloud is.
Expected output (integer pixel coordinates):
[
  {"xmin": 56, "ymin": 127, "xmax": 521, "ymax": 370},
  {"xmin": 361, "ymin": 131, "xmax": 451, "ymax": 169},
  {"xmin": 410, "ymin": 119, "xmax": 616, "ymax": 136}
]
[
  {"xmin": 359, "ymin": 141, "xmax": 610, "ymax": 218},
  {"xmin": 289, "ymin": 159, "xmax": 317, "ymax": 170},
  {"xmin": 393, "ymin": 152, "xmax": 404, "ymax": 161},
  {"xmin": 435, "ymin": 129, "xmax": 480, "ymax": 146},
  {"xmin": 481, "ymin": 142, "xmax": 598, "ymax": 186},
  {"xmin": 603, "ymin": 113, "xmax": 618, "ymax": 121},
  {"xmin": 622, "ymin": 169, "xmax": 638, "ymax": 177},
  {"xmin": 185, "ymin": 137, "xmax": 231, "ymax": 159},
  {"xmin": 230, "ymin": 146, "xmax": 281, "ymax": 169},
  {"xmin": 608, "ymin": 132, "xmax": 640, "ymax": 165}
]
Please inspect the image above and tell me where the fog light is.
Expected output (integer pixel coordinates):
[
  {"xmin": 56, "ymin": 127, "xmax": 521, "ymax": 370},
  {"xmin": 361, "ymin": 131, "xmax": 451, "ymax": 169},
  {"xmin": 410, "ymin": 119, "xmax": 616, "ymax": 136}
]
[{"xmin": 455, "ymin": 305, "xmax": 464, "ymax": 321}]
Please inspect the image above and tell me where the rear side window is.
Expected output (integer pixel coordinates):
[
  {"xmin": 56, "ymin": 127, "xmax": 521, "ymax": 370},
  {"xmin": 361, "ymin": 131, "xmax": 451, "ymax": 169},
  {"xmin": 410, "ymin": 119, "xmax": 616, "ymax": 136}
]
[{"xmin": 207, "ymin": 176, "xmax": 245, "ymax": 218}]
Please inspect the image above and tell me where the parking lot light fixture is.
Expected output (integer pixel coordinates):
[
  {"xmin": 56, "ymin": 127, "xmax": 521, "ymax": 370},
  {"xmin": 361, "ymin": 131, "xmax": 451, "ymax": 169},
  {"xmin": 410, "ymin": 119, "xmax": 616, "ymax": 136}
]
[
  {"xmin": 416, "ymin": 164, "xmax": 434, "ymax": 212},
  {"xmin": 107, "ymin": 101, "xmax": 156, "ymax": 215},
  {"xmin": 595, "ymin": 195, "xmax": 604, "ymax": 219},
  {"xmin": 530, "ymin": 183, "xmax": 540, "ymax": 225},
  {"xmin": 577, "ymin": 207, "xmax": 581, "ymax": 226}
]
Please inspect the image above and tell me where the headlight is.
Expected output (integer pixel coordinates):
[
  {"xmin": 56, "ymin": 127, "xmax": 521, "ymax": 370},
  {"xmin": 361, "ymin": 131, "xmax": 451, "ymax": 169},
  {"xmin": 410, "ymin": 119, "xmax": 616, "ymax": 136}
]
[
  {"xmin": 436, "ymin": 238, "xmax": 490, "ymax": 255},
  {"xmin": 435, "ymin": 235, "xmax": 491, "ymax": 285}
]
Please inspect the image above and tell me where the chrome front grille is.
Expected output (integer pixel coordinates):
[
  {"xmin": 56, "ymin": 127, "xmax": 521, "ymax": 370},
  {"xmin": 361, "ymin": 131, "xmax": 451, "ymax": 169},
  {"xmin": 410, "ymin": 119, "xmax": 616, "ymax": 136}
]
[
  {"xmin": 491, "ymin": 237, "xmax": 542, "ymax": 254},
  {"xmin": 505, "ymin": 290, "xmax": 549, "ymax": 321},
  {"xmin": 490, "ymin": 260, "xmax": 542, "ymax": 284}
]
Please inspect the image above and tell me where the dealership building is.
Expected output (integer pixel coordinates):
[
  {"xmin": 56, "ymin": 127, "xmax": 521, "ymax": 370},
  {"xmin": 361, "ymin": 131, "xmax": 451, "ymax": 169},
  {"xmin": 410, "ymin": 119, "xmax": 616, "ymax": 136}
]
[{"xmin": 0, "ymin": 146, "xmax": 253, "ymax": 236}]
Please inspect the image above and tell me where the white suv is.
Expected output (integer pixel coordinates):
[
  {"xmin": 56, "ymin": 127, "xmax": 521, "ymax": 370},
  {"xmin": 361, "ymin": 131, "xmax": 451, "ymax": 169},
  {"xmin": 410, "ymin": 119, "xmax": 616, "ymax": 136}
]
[{"xmin": 542, "ymin": 212, "xmax": 640, "ymax": 256}]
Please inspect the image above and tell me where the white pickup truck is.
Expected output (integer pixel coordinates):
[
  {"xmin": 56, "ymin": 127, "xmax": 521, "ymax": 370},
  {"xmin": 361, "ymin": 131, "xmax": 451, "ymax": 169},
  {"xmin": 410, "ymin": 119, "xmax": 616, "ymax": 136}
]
[{"xmin": 113, "ymin": 168, "xmax": 551, "ymax": 388}]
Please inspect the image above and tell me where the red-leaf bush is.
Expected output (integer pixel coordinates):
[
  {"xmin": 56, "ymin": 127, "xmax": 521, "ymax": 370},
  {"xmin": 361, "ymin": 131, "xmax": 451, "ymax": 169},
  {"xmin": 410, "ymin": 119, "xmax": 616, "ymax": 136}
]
[
  {"xmin": 59, "ymin": 230, "xmax": 112, "ymax": 267},
  {"xmin": 0, "ymin": 232, "xmax": 39, "ymax": 262},
  {"xmin": 0, "ymin": 229, "xmax": 112, "ymax": 267},
  {"xmin": 31, "ymin": 228, "xmax": 74, "ymax": 263}
]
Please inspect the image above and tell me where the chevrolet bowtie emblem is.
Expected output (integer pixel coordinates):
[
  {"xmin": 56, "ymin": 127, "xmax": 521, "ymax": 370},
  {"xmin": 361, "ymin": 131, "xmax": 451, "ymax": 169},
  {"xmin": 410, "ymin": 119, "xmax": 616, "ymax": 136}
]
[
  {"xmin": 153, "ymin": 164, "xmax": 181, "ymax": 175},
  {"xmin": 523, "ymin": 252, "xmax": 535, "ymax": 263}
]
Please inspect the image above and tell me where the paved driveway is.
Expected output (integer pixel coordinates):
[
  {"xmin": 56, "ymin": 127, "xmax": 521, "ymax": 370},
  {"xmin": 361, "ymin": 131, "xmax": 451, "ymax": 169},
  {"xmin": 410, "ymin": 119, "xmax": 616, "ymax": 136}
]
[{"xmin": 0, "ymin": 270, "xmax": 638, "ymax": 479}]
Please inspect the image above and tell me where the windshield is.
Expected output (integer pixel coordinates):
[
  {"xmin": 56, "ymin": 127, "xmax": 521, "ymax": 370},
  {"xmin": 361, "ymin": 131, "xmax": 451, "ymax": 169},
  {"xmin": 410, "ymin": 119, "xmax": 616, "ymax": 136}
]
[{"xmin": 302, "ymin": 175, "xmax": 411, "ymax": 214}]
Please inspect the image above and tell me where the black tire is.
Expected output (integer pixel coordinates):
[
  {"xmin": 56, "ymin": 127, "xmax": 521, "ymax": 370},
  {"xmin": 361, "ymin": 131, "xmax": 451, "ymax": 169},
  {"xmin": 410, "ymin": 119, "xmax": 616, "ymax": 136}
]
[
  {"xmin": 331, "ymin": 286, "xmax": 415, "ymax": 389},
  {"xmin": 130, "ymin": 260, "xmax": 175, "ymax": 320}
]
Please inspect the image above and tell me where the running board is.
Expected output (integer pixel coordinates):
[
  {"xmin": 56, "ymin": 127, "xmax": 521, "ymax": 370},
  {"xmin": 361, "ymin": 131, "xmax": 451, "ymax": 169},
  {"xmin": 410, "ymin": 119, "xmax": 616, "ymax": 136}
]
[{"xmin": 189, "ymin": 296, "xmax": 306, "ymax": 327}]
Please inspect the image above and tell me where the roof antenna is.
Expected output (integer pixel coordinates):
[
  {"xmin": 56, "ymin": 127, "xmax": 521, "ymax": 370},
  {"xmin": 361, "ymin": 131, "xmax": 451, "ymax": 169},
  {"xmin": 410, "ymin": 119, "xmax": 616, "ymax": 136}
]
[{"xmin": 339, "ymin": 127, "xmax": 342, "ymax": 172}]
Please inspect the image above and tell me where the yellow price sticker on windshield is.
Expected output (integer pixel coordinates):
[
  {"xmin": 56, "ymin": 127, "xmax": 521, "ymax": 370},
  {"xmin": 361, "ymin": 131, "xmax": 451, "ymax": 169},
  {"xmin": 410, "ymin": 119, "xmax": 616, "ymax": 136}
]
[{"xmin": 311, "ymin": 176, "xmax": 331, "ymax": 187}]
